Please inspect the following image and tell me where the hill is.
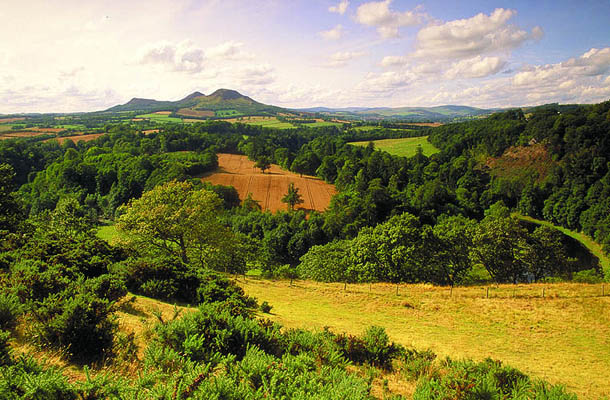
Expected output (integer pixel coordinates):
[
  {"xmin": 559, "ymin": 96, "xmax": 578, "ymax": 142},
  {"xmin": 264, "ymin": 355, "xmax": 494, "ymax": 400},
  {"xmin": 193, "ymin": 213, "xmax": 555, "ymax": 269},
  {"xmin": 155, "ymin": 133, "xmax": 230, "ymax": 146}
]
[
  {"xmin": 296, "ymin": 104, "xmax": 497, "ymax": 122},
  {"xmin": 106, "ymin": 88, "xmax": 288, "ymax": 117}
]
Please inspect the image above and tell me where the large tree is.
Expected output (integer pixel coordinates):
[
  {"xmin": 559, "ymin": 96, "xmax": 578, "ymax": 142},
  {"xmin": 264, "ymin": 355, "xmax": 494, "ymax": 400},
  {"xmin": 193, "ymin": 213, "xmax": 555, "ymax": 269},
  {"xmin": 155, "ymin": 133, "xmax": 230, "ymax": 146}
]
[{"xmin": 117, "ymin": 180, "xmax": 246, "ymax": 272}]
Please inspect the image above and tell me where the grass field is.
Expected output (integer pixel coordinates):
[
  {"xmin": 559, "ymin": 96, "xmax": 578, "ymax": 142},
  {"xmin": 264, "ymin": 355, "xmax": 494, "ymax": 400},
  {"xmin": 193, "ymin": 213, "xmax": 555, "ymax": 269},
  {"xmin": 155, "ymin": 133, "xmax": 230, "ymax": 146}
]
[
  {"xmin": 304, "ymin": 121, "xmax": 342, "ymax": 128},
  {"xmin": 239, "ymin": 278, "xmax": 610, "ymax": 399},
  {"xmin": 96, "ymin": 224, "xmax": 120, "ymax": 244},
  {"xmin": 215, "ymin": 109, "xmax": 242, "ymax": 117},
  {"xmin": 517, "ymin": 214, "xmax": 610, "ymax": 278},
  {"xmin": 136, "ymin": 113, "xmax": 183, "ymax": 123},
  {"xmin": 349, "ymin": 136, "xmax": 440, "ymax": 158},
  {"xmin": 225, "ymin": 116, "xmax": 295, "ymax": 129}
]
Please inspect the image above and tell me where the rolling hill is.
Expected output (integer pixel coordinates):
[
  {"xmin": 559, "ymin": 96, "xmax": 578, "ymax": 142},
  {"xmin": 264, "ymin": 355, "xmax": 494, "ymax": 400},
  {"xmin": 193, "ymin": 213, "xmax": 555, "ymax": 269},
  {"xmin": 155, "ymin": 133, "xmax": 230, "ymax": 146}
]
[
  {"xmin": 106, "ymin": 88, "xmax": 288, "ymax": 117},
  {"xmin": 296, "ymin": 104, "xmax": 498, "ymax": 121}
]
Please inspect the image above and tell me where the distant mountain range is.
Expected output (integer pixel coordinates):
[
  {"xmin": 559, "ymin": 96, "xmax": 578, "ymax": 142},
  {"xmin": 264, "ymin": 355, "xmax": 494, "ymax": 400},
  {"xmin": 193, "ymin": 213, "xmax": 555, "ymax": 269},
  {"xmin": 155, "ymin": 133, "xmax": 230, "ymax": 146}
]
[
  {"xmin": 294, "ymin": 105, "xmax": 499, "ymax": 121},
  {"xmin": 106, "ymin": 89, "xmax": 502, "ymax": 122}
]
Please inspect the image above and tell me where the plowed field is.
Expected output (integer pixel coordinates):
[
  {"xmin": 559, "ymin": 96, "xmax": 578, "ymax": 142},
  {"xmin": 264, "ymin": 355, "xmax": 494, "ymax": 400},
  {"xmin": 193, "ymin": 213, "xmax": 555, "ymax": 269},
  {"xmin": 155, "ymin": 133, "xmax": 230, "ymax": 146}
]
[{"xmin": 202, "ymin": 153, "xmax": 336, "ymax": 212}]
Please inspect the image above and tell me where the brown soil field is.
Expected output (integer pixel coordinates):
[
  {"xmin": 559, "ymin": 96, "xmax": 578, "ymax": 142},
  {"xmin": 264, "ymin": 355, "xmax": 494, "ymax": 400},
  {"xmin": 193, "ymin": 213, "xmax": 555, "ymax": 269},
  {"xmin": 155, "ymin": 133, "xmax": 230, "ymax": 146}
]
[
  {"xmin": 0, "ymin": 117, "xmax": 26, "ymax": 123},
  {"xmin": 153, "ymin": 111, "xmax": 172, "ymax": 115},
  {"xmin": 201, "ymin": 153, "xmax": 336, "ymax": 212},
  {"xmin": 131, "ymin": 118, "xmax": 145, "ymax": 122},
  {"xmin": 177, "ymin": 108, "xmax": 214, "ymax": 118},
  {"xmin": 0, "ymin": 131, "xmax": 51, "ymax": 139},
  {"xmin": 47, "ymin": 133, "xmax": 102, "ymax": 144}
]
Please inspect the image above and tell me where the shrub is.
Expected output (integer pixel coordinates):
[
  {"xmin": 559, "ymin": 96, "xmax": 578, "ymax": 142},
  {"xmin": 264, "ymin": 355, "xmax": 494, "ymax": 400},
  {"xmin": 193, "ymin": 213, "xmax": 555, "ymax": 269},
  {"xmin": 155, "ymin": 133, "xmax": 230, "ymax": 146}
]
[
  {"xmin": 335, "ymin": 326, "xmax": 403, "ymax": 370},
  {"xmin": 260, "ymin": 301, "xmax": 272, "ymax": 314},
  {"xmin": 0, "ymin": 330, "xmax": 11, "ymax": 366},
  {"xmin": 0, "ymin": 356, "xmax": 78, "ymax": 399},
  {"xmin": 0, "ymin": 293, "xmax": 22, "ymax": 331},
  {"xmin": 33, "ymin": 292, "xmax": 117, "ymax": 363},
  {"xmin": 572, "ymin": 268, "xmax": 604, "ymax": 283},
  {"xmin": 401, "ymin": 348, "xmax": 437, "ymax": 380}
]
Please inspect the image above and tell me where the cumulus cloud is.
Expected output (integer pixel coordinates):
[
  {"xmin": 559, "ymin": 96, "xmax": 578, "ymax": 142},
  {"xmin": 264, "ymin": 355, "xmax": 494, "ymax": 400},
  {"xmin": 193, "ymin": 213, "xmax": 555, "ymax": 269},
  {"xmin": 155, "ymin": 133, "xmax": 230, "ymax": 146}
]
[
  {"xmin": 136, "ymin": 40, "xmax": 205, "ymax": 73},
  {"xmin": 206, "ymin": 41, "xmax": 253, "ymax": 60},
  {"xmin": 444, "ymin": 56, "xmax": 506, "ymax": 79},
  {"xmin": 329, "ymin": 0, "xmax": 349, "ymax": 15},
  {"xmin": 356, "ymin": 70, "xmax": 417, "ymax": 94},
  {"xmin": 513, "ymin": 47, "xmax": 610, "ymax": 87},
  {"xmin": 380, "ymin": 55, "xmax": 408, "ymax": 67},
  {"xmin": 355, "ymin": 0, "xmax": 425, "ymax": 39},
  {"xmin": 236, "ymin": 64, "xmax": 275, "ymax": 86},
  {"xmin": 319, "ymin": 24, "xmax": 344, "ymax": 40},
  {"xmin": 327, "ymin": 51, "xmax": 366, "ymax": 67},
  {"xmin": 412, "ymin": 8, "xmax": 542, "ymax": 59}
]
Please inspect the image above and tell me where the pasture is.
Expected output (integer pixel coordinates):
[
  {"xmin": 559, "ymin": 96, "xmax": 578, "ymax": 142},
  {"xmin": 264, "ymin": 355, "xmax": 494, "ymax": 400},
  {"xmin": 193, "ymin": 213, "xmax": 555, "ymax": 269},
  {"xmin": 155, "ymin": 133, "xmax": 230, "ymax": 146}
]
[
  {"xmin": 201, "ymin": 153, "xmax": 336, "ymax": 212},
  {"xmin": 349, "ymin": 136, "xmax": 439, "ymax": 158},
  {"xmin": 239, "ymin": 278, "xmax": 610, "ymax": 399},
  {"xmin": 136, "ymin": 113, "xmax": 183, "ymax": 123}
]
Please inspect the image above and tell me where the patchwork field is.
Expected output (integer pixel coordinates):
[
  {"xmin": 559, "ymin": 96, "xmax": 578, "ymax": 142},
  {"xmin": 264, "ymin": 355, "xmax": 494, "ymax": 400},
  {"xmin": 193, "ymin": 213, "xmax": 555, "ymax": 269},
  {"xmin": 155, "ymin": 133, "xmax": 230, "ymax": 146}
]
[
  {"xmin": 176, "ymin": 108, "xmax": 214, "ymax": 118},
  {"xmin": 223, "ymin": 116, "xmax": 296, "ymax": 129},
  {"xmin": 349, "ymin": 136, "xmax": 440, "ymax": 158},
  {"xmin": 239, "ymin": 279, "xmax": 610, "ymax": 399},
  {"xmin": 48, "ymin": 133, "xmax": 101, "ymax": 144},
  {"xmin": 201, "ymin": 153, "xmax": 336, "ymax": 212}
]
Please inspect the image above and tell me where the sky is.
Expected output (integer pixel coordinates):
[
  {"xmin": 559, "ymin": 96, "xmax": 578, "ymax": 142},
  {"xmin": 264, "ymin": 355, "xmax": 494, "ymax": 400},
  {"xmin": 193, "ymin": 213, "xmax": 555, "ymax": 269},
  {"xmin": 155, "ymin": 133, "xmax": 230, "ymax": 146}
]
[{"xmin": 1, "ymin": 0, "xmax": 609, "ymax": 113}]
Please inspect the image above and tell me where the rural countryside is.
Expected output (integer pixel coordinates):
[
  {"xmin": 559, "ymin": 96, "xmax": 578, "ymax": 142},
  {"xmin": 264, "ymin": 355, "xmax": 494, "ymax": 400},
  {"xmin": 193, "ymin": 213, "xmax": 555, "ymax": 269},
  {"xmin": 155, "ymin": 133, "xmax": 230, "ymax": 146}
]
[{"xmin": 1, "ymin": 0, "xmax": 609, "ymax": 399}]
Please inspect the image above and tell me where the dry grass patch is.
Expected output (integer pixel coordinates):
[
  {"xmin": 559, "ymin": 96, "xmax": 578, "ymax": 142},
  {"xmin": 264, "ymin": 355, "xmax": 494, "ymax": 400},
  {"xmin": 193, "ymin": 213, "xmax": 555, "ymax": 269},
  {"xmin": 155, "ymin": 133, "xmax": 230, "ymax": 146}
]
[{"xmin": 238, "ymin": 278, "xmax": 610, "ymax": 399}]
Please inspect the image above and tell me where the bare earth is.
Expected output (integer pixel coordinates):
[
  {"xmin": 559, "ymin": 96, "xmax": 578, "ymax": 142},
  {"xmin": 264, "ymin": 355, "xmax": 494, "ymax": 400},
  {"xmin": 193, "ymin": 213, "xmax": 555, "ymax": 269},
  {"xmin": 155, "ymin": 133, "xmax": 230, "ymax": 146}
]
[{"xmin": 202, "ymin": 153, "xmax": 336, "ymax": 212}]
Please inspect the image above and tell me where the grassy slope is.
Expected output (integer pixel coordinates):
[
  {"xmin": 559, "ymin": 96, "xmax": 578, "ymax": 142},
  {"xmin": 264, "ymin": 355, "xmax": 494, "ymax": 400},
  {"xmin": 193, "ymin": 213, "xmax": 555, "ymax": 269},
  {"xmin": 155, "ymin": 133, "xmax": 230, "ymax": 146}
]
[
  {"xmin": 239, "ymin": 279, "xmax": 610, "ymax": 399},
  {"xmin": 517, "ymin": 214, "xmax": 610, "ymax": 278},
  {"xmin": 349, "ymin": 136, "xmax": 440, "ymax": 158}
]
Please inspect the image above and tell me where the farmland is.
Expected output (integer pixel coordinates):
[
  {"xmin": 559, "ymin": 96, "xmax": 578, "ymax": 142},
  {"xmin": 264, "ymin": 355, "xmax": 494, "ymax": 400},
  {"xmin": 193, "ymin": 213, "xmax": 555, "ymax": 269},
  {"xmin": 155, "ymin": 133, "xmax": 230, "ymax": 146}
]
[
  {"xmin": 135, "ymin": 112, "xmax": 183, "ymax": 123},
  {"xmin": 201, "ymin": 153, "xmax": 336, "ymax": 212},
  {"xmin": 47, "ymin": 133, "xmax": 102, "ymax": 144},
  {"xmin": 349, "ymin": 136, "xmax": 440, "ymax": 158},
  {"xmin": 223, "ymin": 116, "xmax": 296, "ymax": 129},
  {"xmin": 240, "ymin": 278, "xmax": 610, "ymax": 399}
]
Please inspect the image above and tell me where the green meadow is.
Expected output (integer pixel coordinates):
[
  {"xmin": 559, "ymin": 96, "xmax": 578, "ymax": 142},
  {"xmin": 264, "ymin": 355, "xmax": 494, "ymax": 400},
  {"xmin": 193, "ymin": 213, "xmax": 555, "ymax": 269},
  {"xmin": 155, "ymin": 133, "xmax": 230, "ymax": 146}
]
[{"xmin": 349, "ymin": 136, "xmax": 440, "ymax": 158}]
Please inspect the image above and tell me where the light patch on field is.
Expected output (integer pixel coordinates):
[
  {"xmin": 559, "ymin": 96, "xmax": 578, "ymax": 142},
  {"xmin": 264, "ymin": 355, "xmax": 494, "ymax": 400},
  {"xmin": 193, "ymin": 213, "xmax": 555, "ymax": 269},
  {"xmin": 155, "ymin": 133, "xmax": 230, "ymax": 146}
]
[
  {"xmin": 201, "ymin": 153, "xmax": 336, "ymax": 212},
  {"xmin": 349, "ymin": 136, "xmax": 439, "ymax": 158}
]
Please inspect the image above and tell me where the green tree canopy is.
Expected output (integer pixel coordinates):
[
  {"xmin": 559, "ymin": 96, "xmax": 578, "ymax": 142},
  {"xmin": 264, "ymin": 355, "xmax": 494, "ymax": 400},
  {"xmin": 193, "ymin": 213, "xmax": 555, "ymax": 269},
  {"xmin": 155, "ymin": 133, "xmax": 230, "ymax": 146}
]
[
  {"xmin": 281, "ymin": 182, "xmax": 304, "ymax": 211},
  {"xmin": 117, "ymin": 180, "xmax": 246, "ymax": 272}
]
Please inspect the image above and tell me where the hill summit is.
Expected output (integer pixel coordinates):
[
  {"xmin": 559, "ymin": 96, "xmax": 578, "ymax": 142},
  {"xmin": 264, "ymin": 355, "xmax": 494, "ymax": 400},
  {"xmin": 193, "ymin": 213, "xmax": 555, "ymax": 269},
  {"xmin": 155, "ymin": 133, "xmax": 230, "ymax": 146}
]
[{"xmin": 106, "ymin": 88, "xmax": 284, "ymax": 117}]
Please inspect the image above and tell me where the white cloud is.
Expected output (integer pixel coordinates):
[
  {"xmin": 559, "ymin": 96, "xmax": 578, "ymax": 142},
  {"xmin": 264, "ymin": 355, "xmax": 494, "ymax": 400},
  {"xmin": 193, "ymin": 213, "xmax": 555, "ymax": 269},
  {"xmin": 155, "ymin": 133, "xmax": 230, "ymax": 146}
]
[
  {"xmin": 380, "ymin": 55, "xmax": 408, "ymax": 67},
  {"xmin": 329, "ymin": 0, "xmax": 349, "ymax": 15},
  {"xmin": 412, "ymin": 8, "xmax": 540, "ymax": 59},
  {"xmin": 236, "ymin": 64, "xmax": 276, "ymax": 86},
  {"xmin": 444, "ymin": 56, "xmax": 506, "ymax": 79},
  {"xmin": 513, "ymin": 47, "xmax": 610, "ymax": 87},
  {"xmin": 356, "ymin": 70, "xmax": 416, "ymax": 94},
  {"xmin": 206, "ymin": 41, "xmax": 253, "ymax": 61},
  {"xmin": 355, "ymin": 0, "xmax": 425, "ymax": 39},
  {"xmin": 136, "ymin": 40, "xmax": 205, "ymax": 73},
  {"xmin": 319, "ymin": 24, "xmax": 344, "ymax": 40},
  {"xmin": 327, "ymin": 51, "xmax": 366, "ymax": 67}
]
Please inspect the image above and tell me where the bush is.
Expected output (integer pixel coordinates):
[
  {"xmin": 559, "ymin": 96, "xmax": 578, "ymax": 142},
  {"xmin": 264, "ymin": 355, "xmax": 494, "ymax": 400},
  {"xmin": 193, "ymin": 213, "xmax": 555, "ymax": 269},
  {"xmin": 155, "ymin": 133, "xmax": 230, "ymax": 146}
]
[
  {"xmin": 0, "ymin": 356, "xmax": 78, "ymax": 399},
  {"xmin": 151, "ymin": 303, "xmax": 283, "ymax": 364},
  {"xmin": 572, "ymin": 268, "xmax": 604, "ymax": 283},
  {"xmin": 401, "ymin": 348, "xmax": 437, "ymax": 380},
  {"xmin": 260, "ymin": 301, "xmax": 272, "ymax": 314},
  {"xmin": 0, "ymin": 330, "xmax": 11, "ymax": 366},
  {"xmin": 334, "ymin": 326, "xmax": 403, "ymax": 370},
  {"xmin": 33, "ymin": 292, "xmax": 118, "ymax": 363},
  {"xmin": 0, "ymin": 293, "xmax": 22, "ymax": 331}
]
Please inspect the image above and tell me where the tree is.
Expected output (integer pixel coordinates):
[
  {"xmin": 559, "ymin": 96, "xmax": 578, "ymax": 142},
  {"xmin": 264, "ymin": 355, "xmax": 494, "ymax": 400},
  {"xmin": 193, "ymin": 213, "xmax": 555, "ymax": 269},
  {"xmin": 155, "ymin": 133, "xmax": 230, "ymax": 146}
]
[
  {"xmin": 471, "ymin": 216, "xmax": 531, "ymax": 283},
  {"xmin": 117, "ymin": 180, "xmax": 244, "ymax": 271},
  {"xmin": 281, "ymin": 182, "xmax": 304, "ymax": 211},
  {"xmin": 254, "ymin": 156, "xmax": 271, "ymax": 174},
  {"xmin": 431, "ymin": 216, "xmax": 476, "ymax": 286}
]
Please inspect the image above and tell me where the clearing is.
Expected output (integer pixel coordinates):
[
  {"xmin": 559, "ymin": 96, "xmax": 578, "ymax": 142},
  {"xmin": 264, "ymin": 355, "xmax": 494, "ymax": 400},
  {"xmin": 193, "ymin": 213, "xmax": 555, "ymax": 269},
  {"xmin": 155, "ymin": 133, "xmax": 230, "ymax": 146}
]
[
  {"xmin": 349, "ymin": 136, "xmax": 439, "ymax": 158},
  {"xmin": 485, "ymin": 143, "xmax": 555, "ymax": 183},
  {"xmin": 239, "ymin": 278, "xmax": 610, "ymax": 399},
  {"xmin": 201, "ymin": 153, "xmax": 336, "ymax": 212}
]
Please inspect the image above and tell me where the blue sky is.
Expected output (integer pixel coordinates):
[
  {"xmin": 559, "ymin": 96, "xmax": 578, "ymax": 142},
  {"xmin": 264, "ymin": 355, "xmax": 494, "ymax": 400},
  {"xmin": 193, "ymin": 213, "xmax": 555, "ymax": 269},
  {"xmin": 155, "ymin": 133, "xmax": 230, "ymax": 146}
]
[{"xmin": 1, "ymin": 0, "xmax": 609, "ymax": 112}]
